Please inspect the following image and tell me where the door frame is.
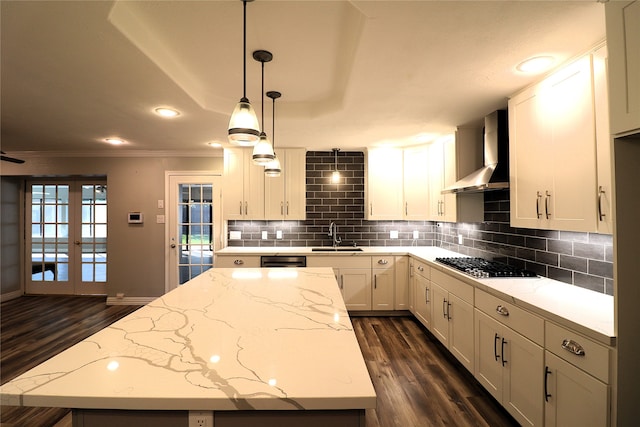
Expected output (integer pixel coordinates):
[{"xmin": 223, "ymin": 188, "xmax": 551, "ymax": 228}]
[{"xmin": 164, "ymin": 171, "xmax": 223, "ymax": 293}]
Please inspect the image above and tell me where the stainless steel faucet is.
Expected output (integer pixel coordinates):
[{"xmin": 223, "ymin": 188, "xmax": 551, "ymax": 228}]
[{"xmin": 328, "ymin": 222, "xmax": 342, "ymax": 248}]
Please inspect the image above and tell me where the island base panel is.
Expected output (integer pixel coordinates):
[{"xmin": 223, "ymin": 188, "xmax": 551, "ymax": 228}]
[{"xmin": 73, "ymin": 409, "xmax": 366, "ymax": 427}]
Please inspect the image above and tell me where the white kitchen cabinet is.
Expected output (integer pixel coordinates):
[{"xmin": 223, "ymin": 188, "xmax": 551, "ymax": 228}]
[
  {"xmin": 223, "ymin": 148, "xmax": 264, "ymax": 220},
  {"xmin": 394, "ymin": 256, "xmax": 409, "ymax": 310},
  {"xmin": 593, "ymin": 45, "xmax": 614, "ymax": 235},
  {"xmin": 372, "ymin": 256, "xmax": 395, "ymax": 310},
  {"xmin": 429, "ymin": 269, "xmax": 474, "ymax": 372},
  {"xmin": 605, "ymin": 0, "xmax": 640, "ymax": 135},
  {"xmin": 307, "ymin": 256, "xmax": 372, "ymax": 311},
  {"xmin": 264, "ymin": 148, "xmax": 306, "ymax": 220},
  {"xmin": 412, "ymin": 260, "xmax": 431, "ymax": 329},
  {"xmin": 215, "ymin": 255, "xmax": 260, "ymax": 268},
  {"xmin": 428, "ymin": 131, "xmax": 483, "ymax": 223},
  {"xmin": 402, "ymin": 146, "xmax": 430, "ymax": 220},
  {"xmin": 509, "ymin": 54, "xmax": 600, "ymax": 232},
  {"xmin": 474, "ymin": 306, "xmax": 544, "ymax": 427},
  {"xmin": 408, "ymin": 259, "xmax": 416, "ymax": 315},
  {"xmin": 365, "ymin": 148, "xmax": 404, "ymax": 220}
]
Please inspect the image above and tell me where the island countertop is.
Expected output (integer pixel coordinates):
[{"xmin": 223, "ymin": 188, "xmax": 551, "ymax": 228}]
[{"xmin": 1, "ymin": 267, "xmax": 377, "ymax": 411}]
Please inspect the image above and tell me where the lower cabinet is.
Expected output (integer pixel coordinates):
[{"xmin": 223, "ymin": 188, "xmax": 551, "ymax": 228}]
[
  {"xmin": 372, "ymin": 256, "xmax": 395, "ymax": 310},
  {"xmin": 394, "ymin": 256, "xmax": 409, "ymax": 310},
  {"xmin": 475, "ymin": 310, "xmax": 544, "ymax": 427},
  {"xmin": 215, "ymin": 255, "xmax": 260, "ymax": 268},
  {"xmin": 337, "ymin": 268, "xmax": 372, "ymax": 311},
  {"xmin": 413, "ymin": 261, "xmax": 432, "ymax": 329},
  {"xmin": 430, "ymin": 269, "xmax": 474, "ymax": 372}
]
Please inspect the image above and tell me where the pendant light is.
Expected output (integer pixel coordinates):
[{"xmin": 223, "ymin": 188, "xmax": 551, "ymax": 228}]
[
  {"xmin": 252, "ymin": 50, "xmax": 275, "ymax": 164},
  {"xmin": 228, "ymin": 0, "xmax": 260, "ymax": 146},
  {"xmin": 264, "ymin": 91, "xmax": 282, "ymax": 177},
  {"xmin": 331, "ymin": 148, "xmax": 340, "ymax": 183}
]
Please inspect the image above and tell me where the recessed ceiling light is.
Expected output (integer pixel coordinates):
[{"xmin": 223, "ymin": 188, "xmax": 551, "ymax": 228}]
[
  {"xmin": 104, "ymin": 138, "xmax": 125, "ymax": 145},
  {"xmin": 516, "ymin": 56, "xmax": 555, "ymax": 74},
  {"xmin": 207, "ymin": 142, "xmax": 222, "ymax": 148},
  {"xmin": 154, "ymin": 107, "xmax": 180, "ymax": 118}
]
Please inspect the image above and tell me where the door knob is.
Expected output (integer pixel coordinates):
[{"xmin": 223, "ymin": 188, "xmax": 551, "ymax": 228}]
[{"xmin": 170, "ymin": 243, "xmax": 176, "ymax": 248}]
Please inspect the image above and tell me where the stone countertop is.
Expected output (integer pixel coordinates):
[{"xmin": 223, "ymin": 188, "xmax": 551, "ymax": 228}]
[
  {"xmin": 216, "ymin": 246, "xmax": 615, "ymax": 346},
  {"xmin": 0, "ymin": 267, "xmax": 376, "ymax": 411}
]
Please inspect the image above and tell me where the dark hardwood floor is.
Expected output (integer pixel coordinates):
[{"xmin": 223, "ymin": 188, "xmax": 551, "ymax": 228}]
[
  {"xmin": 1, "ymin": 297, "xmax": 518, "ymax": 427},
  {"xmin": 1, "ymin": 296, "xmax": 142, "ymax": 427}
]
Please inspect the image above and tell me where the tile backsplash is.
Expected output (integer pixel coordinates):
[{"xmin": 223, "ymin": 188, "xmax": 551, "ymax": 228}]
[{"xmin": 228, "ymin": 151, "xmax": 613, "ymax": 295}]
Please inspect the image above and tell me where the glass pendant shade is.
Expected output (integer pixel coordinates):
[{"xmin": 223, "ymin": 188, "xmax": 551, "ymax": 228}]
[
  {"xmin": 264, "ymin": 154, "xmax": 281, "ymax": 177},
  {"xmin": 252, "ymin": 132, "xmax": 275, "ymax": 164},
  {"xmin": 228, "ymin": 98, "xmax": 260, "ymax": 146}
]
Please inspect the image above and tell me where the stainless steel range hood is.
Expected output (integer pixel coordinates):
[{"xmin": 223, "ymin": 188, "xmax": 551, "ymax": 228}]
[{"xmin": 442, "ymin": 110, "xmax": 509, "ymax": 194}]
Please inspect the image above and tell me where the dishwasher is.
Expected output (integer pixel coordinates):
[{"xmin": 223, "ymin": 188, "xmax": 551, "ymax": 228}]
[{"xmin": 260, "ymin": 255, "xmax": 307, "ymax": 268}]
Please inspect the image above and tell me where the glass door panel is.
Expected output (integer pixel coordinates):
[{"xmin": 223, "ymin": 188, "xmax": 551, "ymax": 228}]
[
  {"xmin": 178, "ymin": 183, "xmax": 214, "ymax": 284},
  {"xmin": 79, "ymin": 184, "xmax": 107, "ymax": 290}
]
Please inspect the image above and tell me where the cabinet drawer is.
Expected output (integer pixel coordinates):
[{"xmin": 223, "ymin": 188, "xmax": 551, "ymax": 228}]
[
  {"xmin": 216, "ymin": 255, "xmax": 260, "ymax": 268},
  {"xmin": 431, "ymin": 268, "xmax": 473, "ymax": 304},
  {"xmin": 475, "ymin": 289, "xmax": 544, "ymax": 345},
  {"xmin": 412, "ymin": 259, "xmax": 430, "ymax": 279},
  {"xmin": 545, "ymin": 322, "xmax": 611, "ymax": 383},
  {"xmin": 306, "ymin": 255, "xmax": 371, "ymax": 269},
  {"xmin": 373, "ymin": 255, "xmax": 395, "ymax": 268}
]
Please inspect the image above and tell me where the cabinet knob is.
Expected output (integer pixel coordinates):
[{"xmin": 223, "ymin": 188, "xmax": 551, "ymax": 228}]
[
  {"xmin": 561, "ymin": 339, "xmax": 585, "ymax": 356},
  {"xmin": 233, "ymin": 259, "xmax": 244, "ymax": 265},
  {"xmin": 496, "ymin": 305, "xmax": 510, "ymax": 316},
  {"xmin": 377, "ymin": 259, "xmax": 389, "ymax": 265}
]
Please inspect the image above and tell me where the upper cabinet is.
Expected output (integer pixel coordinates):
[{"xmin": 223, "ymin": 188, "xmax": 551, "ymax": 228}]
[
  {"xmin": 428, "ymin": 129, "xmax": 484, "ymax": 223},
  {"xmin": 403, "ymin": 146, "xmax": 430, "ymax": 220},
  {"xmin": 365, "ymin": 148, "xmax": 405, "ymax": 220},
  {"xmin": 509, "ymin": 48, "xmax": 611, "ymax": 233},
  {"xmin": 223, "ymin": 148, "xmax": 265, "ymax": 220},
  {"xmin": 264, "ymin": 148, "xmax": 306, "ymax": 220},
  {"xmin": 605, "ymin": 1, "xmax": 640, "ymax": 135}
]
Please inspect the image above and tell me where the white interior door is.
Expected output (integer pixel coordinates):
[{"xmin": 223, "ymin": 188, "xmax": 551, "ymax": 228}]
[
  {"xmin": 167, "ymin": 174, "xmax": 222, "ymax": 291},
  {"xmin": 26, "ymin": 179, "xmax": 107, "ymax": 295}
]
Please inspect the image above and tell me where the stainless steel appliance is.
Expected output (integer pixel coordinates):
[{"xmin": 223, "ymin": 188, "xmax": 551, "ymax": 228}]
[
  {"xmin": 435, "ymin": 257, "xmax": 536, "ymax": 278},
  {"xmin": 260, "ymin": 255, "xmax": 307, "ymax": 268}
]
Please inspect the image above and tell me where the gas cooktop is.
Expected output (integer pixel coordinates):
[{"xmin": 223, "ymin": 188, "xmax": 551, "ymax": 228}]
[{"xmin": 435, "ymin": 257, "xmax": 537, "ymax": 279}]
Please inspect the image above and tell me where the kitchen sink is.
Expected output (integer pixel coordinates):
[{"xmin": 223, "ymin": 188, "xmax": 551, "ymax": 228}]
[{"xmin": 311, "ymin": 247, "xmax": 363, "ymax": 252}]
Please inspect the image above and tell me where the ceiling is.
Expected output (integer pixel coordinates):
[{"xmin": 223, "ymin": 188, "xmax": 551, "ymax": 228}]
[{"xmin": 0, "ymin": 0, "xmax": 606, "ymax": 157}]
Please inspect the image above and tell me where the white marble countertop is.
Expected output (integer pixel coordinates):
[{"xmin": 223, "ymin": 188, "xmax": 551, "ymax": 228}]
[
  {"xmin": 0, "ymin": 267, "xmax": 377, "ymax": 411},
  {"xmin": 217, "ymin": 246, "xmax": 615, "ymax": 345}
]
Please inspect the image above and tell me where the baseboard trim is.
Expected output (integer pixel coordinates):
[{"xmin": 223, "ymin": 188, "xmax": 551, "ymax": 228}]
[
  {"xmin": 0, "ymin": 289, "xmax": 24, "ymax": 303},
  {"xmin": 106, "ymin": 296, "xmax": 155, "ymax": 306}
]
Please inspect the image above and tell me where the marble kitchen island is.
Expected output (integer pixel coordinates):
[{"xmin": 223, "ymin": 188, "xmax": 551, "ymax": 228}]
[{"xmin": 0, "ymin": 267, "xmax": 376, "ymax": 427}]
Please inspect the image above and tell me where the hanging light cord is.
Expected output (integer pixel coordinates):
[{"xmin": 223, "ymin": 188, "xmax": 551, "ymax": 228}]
[
  {"xmin": 261, "ymin": 60, "xmax": 265, "ymax": 131},
  {"xmin": 271, "ymin": 94, "xmax": 276, "ymax": 151},
  {"xmin": 242, "ymin": 0, "xmax": 248, "ymax": 100}
]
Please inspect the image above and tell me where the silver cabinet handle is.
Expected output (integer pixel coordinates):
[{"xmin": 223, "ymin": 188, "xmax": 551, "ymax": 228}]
[
  {"xmin": 598, "ymin": 186, "xmax": 606, "ymax": 221},
  {"xmin": 496, "ymin": 305, "xmax": 510, "ymax": 316},
  {"xmin": 501, "ymin": 337, "xmax": 508, "ymax": 366},
  {"xmin": 417, "ymin": 265, "xmax": 424, "ymax": 272},
  {"xmin": 286, "ymin": 201, "xmax": 289, "ymax": 215},
  {"xmin": 377, "ymin": 259, "xmax": 389, "ymax": 265},
  {"xmin": 561, "ymin": 339, "xmax": 585, "ymax": 356},
  {"xmin": 374, "ymin": 275, "xmax": 377, "ymax": 289},
  {"xmin": 340, "ymin": 274, "xmax": 344, "ymax": 289},
  {"xmin": 233, "ymin": 259, "xmax": 244, "ymax": 265},
  {"xmin": 280, "ymin": 201, "xmax": 284, "ymax": 215},
  {"xmin": 405, "ymin": 202, "xmax": 408, "ymax": 216},
  {"xmin": 244, "ymin": 201, "xmax": 248, "ymax": 215},
  {"xmin": 425, "ymin": 287, "xmax": 429, "ymax": 303},
  {"xmin": 239, "ymin": 201, "xmax": 243, "ymax": 215},
  {"xmin": 536, "ymin": 191, "xmax": 542, "ymax": 218},
  {"xmin": 545, "ymin": 190, "xmax": 551, "ymax": 219}
]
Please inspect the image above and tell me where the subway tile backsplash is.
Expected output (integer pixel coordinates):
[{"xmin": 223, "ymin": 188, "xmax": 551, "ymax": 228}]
[{"xmin": 228, "ymin": 151, "xmax": 613, "ymax": 295}]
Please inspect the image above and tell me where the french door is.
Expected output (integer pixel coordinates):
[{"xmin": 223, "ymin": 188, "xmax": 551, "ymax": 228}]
[
  {"xmin": 167, "ymin": 174, "xmax": 222, "ymax": 291},
  {"xmin": 26, "ymin": 179, "xmax": 107, "ymax": 295}
]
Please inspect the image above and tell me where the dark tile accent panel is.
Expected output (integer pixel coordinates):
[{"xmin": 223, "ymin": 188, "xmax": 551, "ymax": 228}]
[{"xmin": 227, "ymin": 156, "xmax": 613, "ymax": 295}]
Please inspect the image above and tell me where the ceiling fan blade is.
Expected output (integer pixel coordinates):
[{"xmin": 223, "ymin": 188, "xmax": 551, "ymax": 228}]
[{"xmin": 0, "ymin": 151, "xmax": 26, "ymax": 164}]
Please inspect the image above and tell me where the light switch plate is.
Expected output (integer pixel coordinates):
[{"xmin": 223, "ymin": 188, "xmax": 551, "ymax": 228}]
[
  {"xmin": 156, "ymin": 215, "xmax": 165, "ymax": 224},
  {"xmin": 390, "ymin": 230, "xmax": 398, "ymax": 239},
  {"xmin": 157, "ymin": 199, "xmax": 164, "ymax": 209},
  {"xmin": 413, "ymin": 230, "xmax": 419, "ymax": 239},
  {"xmin": 262, "ymin": 231, "xmax": 268, "ymax": 240},
  {"xmin": 458, "ymin": 234, "xmax": 464, "ymax": 244},
  {"xmin": 276, "ymin": 230, "xmax": 283, "ymax": 239},
  {"xmin": 229, "ymin": 231, "xmax": 241, "ymax": 240}
]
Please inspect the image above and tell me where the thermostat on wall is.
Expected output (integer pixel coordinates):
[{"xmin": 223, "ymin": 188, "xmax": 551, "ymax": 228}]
[{"xmin": 127, "ymin": 212, "xmax": 144, "ymax": 224}]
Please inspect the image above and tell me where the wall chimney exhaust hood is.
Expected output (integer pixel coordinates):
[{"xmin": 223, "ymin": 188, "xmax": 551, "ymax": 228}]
[{"xmin": 442, "ymin": 110, "xmax": 509, "ymax": 194}]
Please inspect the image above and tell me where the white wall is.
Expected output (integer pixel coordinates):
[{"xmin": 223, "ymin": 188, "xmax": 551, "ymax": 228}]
[{"xmin": 1, "ymin": 153, "xmax": 223, "ymax": 299}]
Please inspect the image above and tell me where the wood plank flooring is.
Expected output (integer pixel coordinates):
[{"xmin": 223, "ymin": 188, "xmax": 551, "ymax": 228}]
[
  {"xmin": 1, "ymin": 296, "xmax": 141, "ymax": 427},
  {"xmin": 1, "ymin": 297, "xmax": 518, "ymax": 427}
]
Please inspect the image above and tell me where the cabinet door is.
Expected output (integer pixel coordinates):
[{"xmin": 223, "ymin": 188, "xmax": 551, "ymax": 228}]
[
  {"xmin": 394, "ymin": 256, "xmax": 409, "ymax": 310},
  {"xmin": 223, "ymin": 148, "xmax": 246, "ymax": 220},
  {"xmin": 372, "ymin": 268, "xmax": 395, "ymax": 310},
  {"xmin": 366, "ymin": 148, "xmax": 403, "ymax": 219},
  {"xmin": 547, "ymin": 56, "xmax": 597, "ymax": 232},
  {"xmin": 284, "ymin": 148, "xmax": 307, "ymax": 220},
  {"xmin": 339, "ymin": 268, "xmax": 372, "ymax": 311},
  {"xmin": 544, "ymin": 351, "xmax": 609, "ymax": 427},
  {"xmin": 414, "ymin": 273, "xmax": 431, "ymax": 329},
  {"xmin": 474, "ymin": 310, "xmax": 503, "ymax": 402},
  {"xmin": 441, "ymin": 137, "xmax": 458, "ymax": 223},
  {"xmin": 593, "ymin": 45, "xmax": 613, "ymax": 235},
  {"xmin": 430, "ymin": 282, "xmax": 449, "ymax": 346},
  {"xmin": 408, "ymin": 261, "xmax": 416, "ymax": 315},
  {"xmin": 403, "ymin": 146, "xmax": 430, "ymax": 220},
  {"xmin": 448, "ymin": 293, "xmax": 474, "ymax": 371},
  {"xmin": 509, "ymin": 85, "xmax": 552, "ymax": 228},
  {"xmin": 605, "ymin": 0, "xmax": 640, "ymax": 135},
  {"xmin": 503, "ymin": 329, "xmax": 544, "ymax": 427},
  {"xmin": 428, "ymin": 141, "xmax": 445, "ymax": 221},
  {"xmin": 264, "ymin": 152, "xmax": 286, "ymax": 220}
]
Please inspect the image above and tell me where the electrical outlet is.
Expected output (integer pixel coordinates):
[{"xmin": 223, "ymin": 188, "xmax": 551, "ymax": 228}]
[
  {"xmin": 413, "ymin": 230, "xmax": 419, "ymax": 239},
  {"xmin": 276, "ymin": 230, "xmax": 283, "ymax": 239},
  {"xmin": 458, "ymin": 234, "xmax": 464, "ymax": 244},
  {"xmin": 262, "ymin": 230, "xmax": 268, "ymax": 240},
  {"xmin": 188, "ymin": 411, "xmax": 213, "ymax": 427},
  {"xmin": 390, "ymin": 230, "xmax": 398, "ymax": 239}
]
